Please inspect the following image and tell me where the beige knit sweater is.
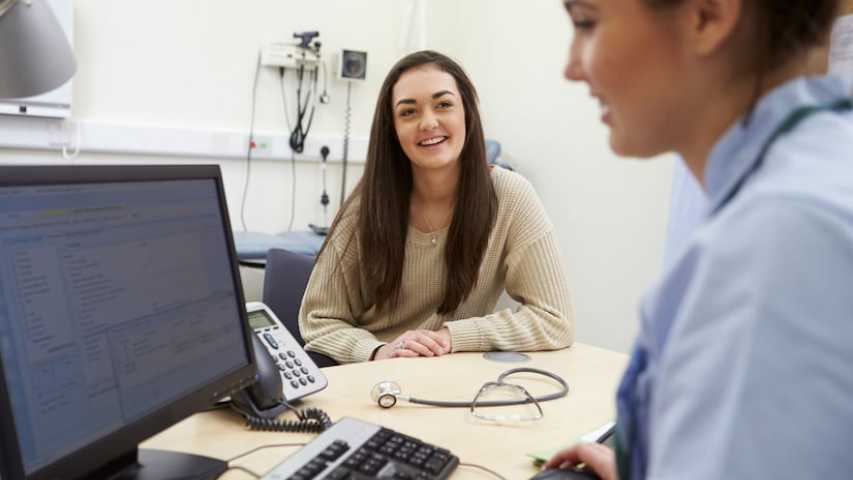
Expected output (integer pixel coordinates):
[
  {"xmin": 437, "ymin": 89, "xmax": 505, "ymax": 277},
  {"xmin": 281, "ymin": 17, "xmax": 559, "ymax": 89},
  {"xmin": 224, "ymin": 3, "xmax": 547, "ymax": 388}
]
[{"xmin": 299, "ymin": 167, "xmax": 574, "ymax": 363}]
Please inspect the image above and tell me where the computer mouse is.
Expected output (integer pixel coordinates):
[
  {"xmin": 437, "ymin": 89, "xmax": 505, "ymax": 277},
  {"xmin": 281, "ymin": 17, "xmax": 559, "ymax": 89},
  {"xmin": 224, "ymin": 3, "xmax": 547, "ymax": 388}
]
[{"xmin": 529, "ymin": 468, "xmax": 601, "ymax": 480}]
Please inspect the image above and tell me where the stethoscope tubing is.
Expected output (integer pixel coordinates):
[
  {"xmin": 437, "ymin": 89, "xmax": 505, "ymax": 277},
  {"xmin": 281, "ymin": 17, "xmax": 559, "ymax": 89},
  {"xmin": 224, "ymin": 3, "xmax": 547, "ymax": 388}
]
[{"xmin": 404, "ymin": 367, "xmax": 569, "ymax": 408}]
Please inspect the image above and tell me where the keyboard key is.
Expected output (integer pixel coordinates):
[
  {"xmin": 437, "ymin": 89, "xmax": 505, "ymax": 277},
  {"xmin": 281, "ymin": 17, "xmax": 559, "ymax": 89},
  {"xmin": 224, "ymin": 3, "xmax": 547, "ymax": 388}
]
[
  {"xmin": 319, "ymin": 441, "xmax": 349, "ymax": 462},
  {"xmin": 425, "ymin": 457, "xmax": 446, "ymax": 474},
  {"xmin": 325, "ymin": 468, "xmax": 351, "ymax": 480},
  {"xmin": 358, "ymin": 457, "xmax": 386, "ymax": 475},
  {"xmin": 365, "ymin": 437, "xmax": 383, "ymax": 450},
  {"xmin": 394, "ymin": 449, "xmax": 413, "ymax": 462}
]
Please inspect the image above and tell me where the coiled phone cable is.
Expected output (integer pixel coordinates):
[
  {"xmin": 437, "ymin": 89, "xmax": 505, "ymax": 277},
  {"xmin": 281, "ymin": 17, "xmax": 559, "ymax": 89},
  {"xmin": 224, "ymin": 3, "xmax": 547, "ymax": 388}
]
[{"xmin": 243, "ymin": 405, "xmax": 332, "ymax": 433}]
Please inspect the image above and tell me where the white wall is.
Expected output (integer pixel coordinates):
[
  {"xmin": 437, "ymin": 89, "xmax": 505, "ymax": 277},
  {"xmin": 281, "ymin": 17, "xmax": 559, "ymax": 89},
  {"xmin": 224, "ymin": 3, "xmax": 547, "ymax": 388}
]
[
  {"xmin": 0, "ymin": 0, "xmax": 418, "ymax": 233},
  {"xmin": 0, "ymin": 0, "xmax": 674, "ymax": 353},
  {"xmin": 429, "ymin": 1, "xmax": 675, "ymax": 352}
]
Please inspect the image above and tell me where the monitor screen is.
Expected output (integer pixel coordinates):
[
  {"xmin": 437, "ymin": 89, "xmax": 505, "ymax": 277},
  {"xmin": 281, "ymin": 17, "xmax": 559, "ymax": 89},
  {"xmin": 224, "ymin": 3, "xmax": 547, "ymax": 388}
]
[{"xmin": 0, "ymin": 167, "xmax": 254, "ymax": 479}]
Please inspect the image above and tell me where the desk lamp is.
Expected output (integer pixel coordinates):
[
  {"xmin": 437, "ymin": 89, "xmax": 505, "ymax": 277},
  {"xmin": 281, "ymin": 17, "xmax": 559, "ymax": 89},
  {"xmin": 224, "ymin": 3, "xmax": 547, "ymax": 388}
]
[{"xmin": 0, "ymin": 0, "xmax": 75, "ymax": 98}]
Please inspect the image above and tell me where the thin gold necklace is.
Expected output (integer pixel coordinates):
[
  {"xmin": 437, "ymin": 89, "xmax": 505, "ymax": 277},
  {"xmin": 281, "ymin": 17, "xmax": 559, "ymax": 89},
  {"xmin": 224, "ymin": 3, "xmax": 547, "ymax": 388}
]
[
  {"xmin": 421, "ymin": 205, "xmax": 453, "ymax": 247},
  {"xmin": 422, "ymin": 210, "xmax": 438, "ymax": 246}
]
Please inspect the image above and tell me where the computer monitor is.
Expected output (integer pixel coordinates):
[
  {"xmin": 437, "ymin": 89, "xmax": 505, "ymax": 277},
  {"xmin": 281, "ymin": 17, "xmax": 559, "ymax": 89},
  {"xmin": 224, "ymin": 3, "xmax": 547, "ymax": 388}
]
[{"xmin": 0, "ymin": 165, "xmax": 257, "ymax": 480}]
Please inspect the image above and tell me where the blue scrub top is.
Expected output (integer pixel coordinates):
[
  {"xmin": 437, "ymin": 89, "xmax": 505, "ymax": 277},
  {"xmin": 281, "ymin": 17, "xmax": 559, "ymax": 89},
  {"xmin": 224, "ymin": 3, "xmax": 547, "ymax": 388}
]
[{"xmin": 617, "ymin": 75, "xmax": 853, "ymax": 479}]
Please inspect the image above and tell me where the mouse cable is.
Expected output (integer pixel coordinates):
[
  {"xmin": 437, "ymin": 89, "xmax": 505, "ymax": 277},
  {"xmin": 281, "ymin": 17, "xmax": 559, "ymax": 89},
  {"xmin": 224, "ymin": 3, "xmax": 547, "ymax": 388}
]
[
  {"xmin": 225, "ymin": 442, "xmax": 307, "ymax": 464},
  {"xmin": 217, "ymin": 465, "xmax": 261, "ymax": 479},
  {"xmin": 459, "ymin": 462, "xmax": 508, "ymax": 480}
]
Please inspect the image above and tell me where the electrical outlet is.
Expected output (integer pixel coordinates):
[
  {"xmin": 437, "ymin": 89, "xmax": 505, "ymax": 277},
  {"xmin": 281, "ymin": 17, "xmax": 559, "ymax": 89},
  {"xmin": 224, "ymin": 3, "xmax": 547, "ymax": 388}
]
[
  {"xmin": 261, "ymin": 43, "xmax": 320, "ymax": 69},
  {"xmin": 252, "ymin": 135, "xmax": 274, "ymax": 156}
]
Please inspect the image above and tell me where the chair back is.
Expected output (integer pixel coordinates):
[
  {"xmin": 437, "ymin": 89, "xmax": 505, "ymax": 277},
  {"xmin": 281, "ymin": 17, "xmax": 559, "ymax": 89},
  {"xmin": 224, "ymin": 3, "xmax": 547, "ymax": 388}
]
[
  {"xmin": 261, "ymin": 248, "xmax": 339, "ymax": 367},
  {"xmin": 262, "ymin": 248, "xmax": 316, "ymax": 346}
]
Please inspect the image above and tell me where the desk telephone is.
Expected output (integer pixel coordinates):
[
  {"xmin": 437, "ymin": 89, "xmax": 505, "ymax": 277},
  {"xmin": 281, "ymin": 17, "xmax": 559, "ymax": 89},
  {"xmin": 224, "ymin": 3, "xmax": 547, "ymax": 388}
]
[{"xmin": 230, "ymin": 302, "xmax": 331, "ymax": 432}]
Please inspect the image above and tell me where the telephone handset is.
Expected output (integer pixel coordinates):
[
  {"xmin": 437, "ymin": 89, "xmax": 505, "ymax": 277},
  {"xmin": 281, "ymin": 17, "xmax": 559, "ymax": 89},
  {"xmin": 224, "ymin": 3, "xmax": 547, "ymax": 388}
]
[{"xmin": 230, "ymin": 302, "xmax": 330, "ymax": 432}]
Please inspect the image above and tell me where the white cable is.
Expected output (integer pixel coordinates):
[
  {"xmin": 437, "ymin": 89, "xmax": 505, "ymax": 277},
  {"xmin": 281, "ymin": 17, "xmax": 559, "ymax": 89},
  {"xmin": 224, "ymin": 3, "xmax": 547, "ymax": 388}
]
[{"xmin": 61, "ymin": 119, "xmax": 81, "ymax": 161}]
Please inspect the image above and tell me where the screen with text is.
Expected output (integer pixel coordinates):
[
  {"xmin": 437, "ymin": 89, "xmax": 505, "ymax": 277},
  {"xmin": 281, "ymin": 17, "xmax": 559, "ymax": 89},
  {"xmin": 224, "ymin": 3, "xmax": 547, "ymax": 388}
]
[{"xmin": 0, "ymin": 179, "xmax": 247, "ymax": 474}]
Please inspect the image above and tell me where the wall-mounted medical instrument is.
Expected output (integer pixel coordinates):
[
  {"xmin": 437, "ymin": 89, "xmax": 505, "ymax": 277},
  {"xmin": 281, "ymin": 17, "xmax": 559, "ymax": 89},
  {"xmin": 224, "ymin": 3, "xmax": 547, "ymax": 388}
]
[
  {"xmin": 370, "ymin": 367, "xmax": 569, "ymax": 410},
  {"xmin": 334, "ymin": 48, "xmax": 367, "ymax": 208},
  {"xmin": 260, "ymin": 31, "xmax": 327, "ymax": 154},
  {"xmin": 308, "ymin": 145, "xmax": 331, "ymax": 235},
  {"xmin": 336, "ymin": 49, "xmax": 368, "ymax": 82}
]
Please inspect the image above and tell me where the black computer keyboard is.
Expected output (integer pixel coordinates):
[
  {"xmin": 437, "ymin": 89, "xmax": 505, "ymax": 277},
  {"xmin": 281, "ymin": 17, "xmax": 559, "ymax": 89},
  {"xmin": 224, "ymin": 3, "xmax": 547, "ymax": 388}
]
[{"xmin": 262, "ymin": 417, "xmax": 459, "ymax": 480}]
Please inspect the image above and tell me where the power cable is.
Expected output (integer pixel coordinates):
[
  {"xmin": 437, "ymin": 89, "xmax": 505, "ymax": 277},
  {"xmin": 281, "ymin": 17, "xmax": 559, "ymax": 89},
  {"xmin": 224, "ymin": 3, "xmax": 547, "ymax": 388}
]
[
  {"xmin": 340, "ymin": 81, "xmax": 352, "ymax": 208},
  {"xmin": 239, "ymin": 53, "xmax": 262, "ymax": 232}
]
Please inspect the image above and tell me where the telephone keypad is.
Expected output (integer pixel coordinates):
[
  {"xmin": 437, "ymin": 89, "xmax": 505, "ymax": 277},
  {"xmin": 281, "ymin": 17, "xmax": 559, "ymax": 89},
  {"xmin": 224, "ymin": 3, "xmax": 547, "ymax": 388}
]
[
  {"xmin": 301, "ymin": 367, "xmax": 309, "ymax": 375},
  {"xmin": 294, "ymin": 359, "xmax": 303, "ymax": 366},
  {"xmin": 287, "ymin": 350, "xmax": 297, "ymax": 358}
]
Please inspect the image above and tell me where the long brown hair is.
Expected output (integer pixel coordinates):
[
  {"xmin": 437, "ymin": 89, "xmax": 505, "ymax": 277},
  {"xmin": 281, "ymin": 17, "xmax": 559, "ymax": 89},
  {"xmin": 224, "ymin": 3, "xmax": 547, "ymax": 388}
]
[{"xmin": 321, "ymin": 50, "xmax": 497, "ymax": 315}]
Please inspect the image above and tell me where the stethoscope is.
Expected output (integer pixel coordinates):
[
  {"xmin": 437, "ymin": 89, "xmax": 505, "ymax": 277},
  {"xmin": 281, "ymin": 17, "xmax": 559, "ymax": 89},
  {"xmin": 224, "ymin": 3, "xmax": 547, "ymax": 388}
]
[{"xmin": 370, "ymin": 367, "xmax": 569, "ymax": 409}]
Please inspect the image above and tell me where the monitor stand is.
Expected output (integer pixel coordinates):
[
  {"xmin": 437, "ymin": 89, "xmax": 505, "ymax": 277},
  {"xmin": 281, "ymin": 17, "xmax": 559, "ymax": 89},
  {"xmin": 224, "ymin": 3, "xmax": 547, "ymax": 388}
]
[{"xmin": 93, "ymin": 448, "xmax": 227, "ymax": 480}]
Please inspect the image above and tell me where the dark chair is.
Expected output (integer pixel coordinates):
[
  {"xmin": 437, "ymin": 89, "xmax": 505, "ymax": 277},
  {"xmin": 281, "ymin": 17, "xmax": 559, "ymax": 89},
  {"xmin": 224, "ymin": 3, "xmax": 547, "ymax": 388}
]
[{"xmin": 262, "ymin": 248, "xmax": 339, "ymax": 368}]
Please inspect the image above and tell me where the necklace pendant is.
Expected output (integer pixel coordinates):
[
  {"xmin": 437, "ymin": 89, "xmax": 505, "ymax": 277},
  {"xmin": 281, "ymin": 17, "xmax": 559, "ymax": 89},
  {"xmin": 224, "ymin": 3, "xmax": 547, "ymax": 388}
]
[{"xmin": 431, "ymin": 237, "xmax": 437, "ymax": 246}]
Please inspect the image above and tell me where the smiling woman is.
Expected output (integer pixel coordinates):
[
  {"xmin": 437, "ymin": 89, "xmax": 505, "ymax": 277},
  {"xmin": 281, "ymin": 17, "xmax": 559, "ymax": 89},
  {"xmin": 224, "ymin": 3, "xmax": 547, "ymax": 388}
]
[
  {"xmin": 297, "ymin": 51, "xmax": 575, "ymax": 364},
  {"xmin": 546, "ymin": 0, "xmax": 853, "ymax": 479}
]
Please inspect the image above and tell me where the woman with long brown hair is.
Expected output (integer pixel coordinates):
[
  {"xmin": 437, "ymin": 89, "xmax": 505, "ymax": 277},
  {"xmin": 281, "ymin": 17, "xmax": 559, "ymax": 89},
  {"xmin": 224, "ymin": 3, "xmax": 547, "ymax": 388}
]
[{"xmin": 298, "ymin": 50, "xmax": 574, "ymax": 364}]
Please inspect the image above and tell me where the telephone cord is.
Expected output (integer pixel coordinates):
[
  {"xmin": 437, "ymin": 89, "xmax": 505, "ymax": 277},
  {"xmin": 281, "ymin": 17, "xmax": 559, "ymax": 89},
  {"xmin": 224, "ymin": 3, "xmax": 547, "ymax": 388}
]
[{"xmin": 243, "ymin": 406, "xmax": 332, "ymax": 433}]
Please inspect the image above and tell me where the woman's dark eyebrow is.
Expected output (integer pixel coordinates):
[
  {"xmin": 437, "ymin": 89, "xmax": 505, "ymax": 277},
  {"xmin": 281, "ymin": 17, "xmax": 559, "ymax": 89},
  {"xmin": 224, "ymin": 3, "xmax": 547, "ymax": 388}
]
[
  {"xmin": 564, "ymin": 0, "xmax": 597, "ymax": 13},
  {"xmin": 395, "ymin": 90, "xmax": 455, "ymax": 108}
]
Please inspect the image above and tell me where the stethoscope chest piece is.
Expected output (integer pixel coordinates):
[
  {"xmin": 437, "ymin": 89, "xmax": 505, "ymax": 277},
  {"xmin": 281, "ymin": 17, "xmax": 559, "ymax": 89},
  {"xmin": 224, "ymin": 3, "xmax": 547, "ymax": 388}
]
[{"xmin": 371, "ymin": 381, "xmax": 402, "ymax": 409}]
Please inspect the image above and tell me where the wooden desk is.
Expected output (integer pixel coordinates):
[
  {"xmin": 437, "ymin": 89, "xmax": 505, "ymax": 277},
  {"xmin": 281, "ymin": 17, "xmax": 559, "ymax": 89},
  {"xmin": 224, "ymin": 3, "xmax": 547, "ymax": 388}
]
[{"xmin": 142, "ymin": 343, "xmax": 627, "ymax": 479}]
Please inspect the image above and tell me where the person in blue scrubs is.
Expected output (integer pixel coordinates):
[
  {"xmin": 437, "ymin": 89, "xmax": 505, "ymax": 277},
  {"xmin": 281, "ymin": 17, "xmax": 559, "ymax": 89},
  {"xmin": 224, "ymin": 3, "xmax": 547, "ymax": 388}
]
[
  {"xmin": 546, "ymin": 0, "xmax": 853, "ymax": 479},
  {"xmin": 662, "ymin": 5, "xmax": 853, "ymax": 272}
]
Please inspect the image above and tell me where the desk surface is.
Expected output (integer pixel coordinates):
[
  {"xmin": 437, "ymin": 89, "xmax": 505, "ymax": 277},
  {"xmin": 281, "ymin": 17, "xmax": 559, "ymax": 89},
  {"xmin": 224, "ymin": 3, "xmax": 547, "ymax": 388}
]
[{"xmin": 142, "ymin": 343, "xmax": 627, "ymax": 479}]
